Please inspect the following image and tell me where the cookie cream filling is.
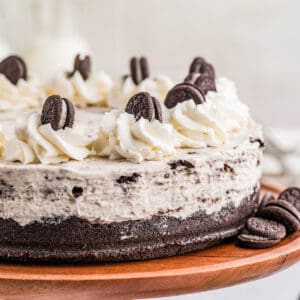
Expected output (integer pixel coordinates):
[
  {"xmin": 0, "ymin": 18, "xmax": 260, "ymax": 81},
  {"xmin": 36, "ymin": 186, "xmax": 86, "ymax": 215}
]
[
  {"xmin": 168, "ymin": 77, "xmax": 251, "ymax": 147},
  {"xmin": 0, "ymin": 74, "xmax": 44, "ymax": 111},
  {"xmin": 94, "ymin": 109, "xmax": 180, "ymax": 163},
  {"xmin": 48, "ymin": 71, "xmax": 112, "ymax": 107},
  {"xmin": 107, "ymin": 75, "xmax": 173, "ymax": 109},
  {"xmin": 4, "ymin": 111, "xmax": 92, "ymax": 164}
]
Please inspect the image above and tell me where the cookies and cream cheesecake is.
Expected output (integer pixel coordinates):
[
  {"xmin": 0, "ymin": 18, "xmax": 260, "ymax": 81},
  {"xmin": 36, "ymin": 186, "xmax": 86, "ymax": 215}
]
[{"xmin": 0, "ymin": 56, "xmax": 264, "ymax": 262}]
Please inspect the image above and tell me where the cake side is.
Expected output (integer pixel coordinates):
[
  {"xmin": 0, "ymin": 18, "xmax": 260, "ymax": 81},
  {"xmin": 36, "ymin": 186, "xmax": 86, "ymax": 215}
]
[{"xmin": 0, "ymin": 139, "xmax": 262, "ymax": 226}]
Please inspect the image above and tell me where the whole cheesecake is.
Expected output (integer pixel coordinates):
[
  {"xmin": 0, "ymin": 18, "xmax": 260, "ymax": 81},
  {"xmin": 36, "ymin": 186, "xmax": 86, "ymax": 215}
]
[
  {"xmin": 0, "ymin": 141, "xmax": 262, "ymax": 262},
  {"xmin": 0, "ymin": 56, "xmax": 264, "ymax": 262}
]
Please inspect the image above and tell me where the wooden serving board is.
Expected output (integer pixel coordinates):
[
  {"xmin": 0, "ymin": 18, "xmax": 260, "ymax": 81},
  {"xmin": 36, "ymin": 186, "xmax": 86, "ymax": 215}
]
[{"xmin": 0, "ymin": 180, "xmax": 299, "ymax": 300}]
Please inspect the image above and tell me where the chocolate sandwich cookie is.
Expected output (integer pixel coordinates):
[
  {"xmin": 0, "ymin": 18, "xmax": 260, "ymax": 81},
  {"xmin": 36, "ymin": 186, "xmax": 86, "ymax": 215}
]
[
  {"xmin": 195, "ymin": 74, "xmax": 216, "ymax": 94},
  {"xmin": 129, "ymin": 56, "xmax": 150, "ymax": 85},
  {"xmin": 278, "ymin": 187, "xmax": 300, "ymax": 212},
  {"xmin": 188, "ymin": 57, "xmax": 215, "ymax": 79},
  {"xmin": 125, "ymin": 92, "xmax": 163, "ymax": 122},
  {"xmin": 258, "ymin": 192, "xmax": 275, "ymax": 212},
  {"xmin": 245, "ymin": 217, "xmax": 286, "ymax": 240},
  {"xmin": 41, "ymin": 95, "xmax": 75, "ymax": 130},
  {"xmin": 184, "ymin": 72, "xmax": 201, "ymax": 85},
  {"xmin": 259, "ymin": 205, "xmax": 300, "ymax": 234},
  {"xmin": 151, "ymin": 96, "xmax": 163, "ymax": 122},
  {"xmin": 68, "ymin": 54, "xmax": 91, "ymax": 80},
  {"xmin": 189, "ymin": 57, "xmax": 206, "ymax": 74},
  {"xmin": 130, "ymin": 57, "xmax": 140, "ymax": 85},
  {"xmin": 0, "ymin": 55, "xmax": 27, "ymax": 85},
  {"xmin": 266, "ymin": 200, "xmax": 300, "ymax": 222},
  {"xmin": 140, "ymin": 57, "xmax": 150, "ymax": 81},
  {"xmin": 164, "ymin": 83, "xmax": 206, "ymax": 109},
  {"xmin": 237, "ymin": 232, "xmax": 280, "ymax": 249}
]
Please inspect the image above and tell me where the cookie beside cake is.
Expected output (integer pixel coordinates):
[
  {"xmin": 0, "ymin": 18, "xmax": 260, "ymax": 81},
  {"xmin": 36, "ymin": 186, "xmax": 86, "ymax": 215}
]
[{"xmin": 0, "ymin": 55, "xmax": 265, "ymax": 262}]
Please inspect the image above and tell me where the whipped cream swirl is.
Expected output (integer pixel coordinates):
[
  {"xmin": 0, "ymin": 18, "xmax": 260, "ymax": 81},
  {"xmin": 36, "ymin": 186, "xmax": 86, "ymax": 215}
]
[
  {"xmin": 4, "ymin": 111, "xmax": 92, "ymax": 164},
  {"xmin": 169, "ymin": 78, "xmax": 251, "ymax": 147},
  {"xmin": 0, "ymin": 124, "xmax": 6, "ymax": 157},
  {"xmin": 0, "ymin": 74, "xmax": 44, "ymax": 111},
  {"xmin": 107, "ymin": 75, "xmax": 173, "ymax": 109},
  {"xmin": 48, "ymin": 71, "xmax": 112, "ymax": 107},
  {"xmin": 94, "ymin": 110, "xmax": 180, "ymax": 163}
]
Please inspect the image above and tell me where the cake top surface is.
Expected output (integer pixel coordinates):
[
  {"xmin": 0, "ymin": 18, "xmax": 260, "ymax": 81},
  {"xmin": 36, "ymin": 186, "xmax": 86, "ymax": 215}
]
[{"xmin": 0, "ymin": 54, "xmax": 263, "ymax": 166}]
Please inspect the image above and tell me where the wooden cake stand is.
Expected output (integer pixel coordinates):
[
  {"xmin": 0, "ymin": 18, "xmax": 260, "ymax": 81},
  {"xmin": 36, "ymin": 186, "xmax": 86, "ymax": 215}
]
[{"xmin": 0, "ymin": 180, "xmax": 299, "ymax": 300}]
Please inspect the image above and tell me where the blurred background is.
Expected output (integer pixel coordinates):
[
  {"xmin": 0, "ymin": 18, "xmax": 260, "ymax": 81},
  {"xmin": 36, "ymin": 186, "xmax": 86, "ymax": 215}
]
[{"xmin": 0, "ymin": 0, "xmax": 298, "ymax": 299}]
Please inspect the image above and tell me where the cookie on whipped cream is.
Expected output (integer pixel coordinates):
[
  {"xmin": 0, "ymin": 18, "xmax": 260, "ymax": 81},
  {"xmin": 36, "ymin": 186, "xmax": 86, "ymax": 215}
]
[
  {"xmin": 0, "ymin": 55, "xmax": 45, "ymax": 111},
  {"xmin": 4, "ymin": 95, "xmax": 93, "ymax": 164},
  {"xmin": 107, "ymin": 56, "xmax": 173, "ymax": 109},
  {"xmin": 47, "ymin": 54, "xmax": 112, "ymax": 108}
]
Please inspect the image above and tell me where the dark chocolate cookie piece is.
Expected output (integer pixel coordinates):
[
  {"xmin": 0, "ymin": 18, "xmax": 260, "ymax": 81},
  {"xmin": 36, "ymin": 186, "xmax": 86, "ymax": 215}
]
[
  {"xmin": 195, "ymin": 75, "xmax": 216, "ymax": 94},
  {"xmin": 237, "ymin": 232, "xmax": 280, "ymax": 249},
  {"xmin": 278, "ymin": 187, "xmax": 300, "ymax": 212},
  {"xmin": 63, "ymin": 98, "xmax": 75, "ymax": 129},
  {"xmin": 245, "ymin": 217, "xmax": 286, "ymax": 240},
  {"xmin": 189, "ymin": 57, "xmax": 215, "ymax": 79},
  {"xmin": 259, "ymin": 206, "xmax": 300, "ymax": 234},
  {"xmin": 266, "ymin": 200, "xmax": 300, "ymax": 222},
  {"xmin": 202, "ymin": 63, "xmax": 215, "ymax": 79},
  {"xmin": 164, "ymin": 83, "xmax": 206, "ymax": 109},
  {"xmin": 68, "ymin": 54, "xmax": 91, "ymax": 81},
  {"xmin": 41, "ymin": 95, "xmax": 75, "ymax": 130},
  {"xmin": 125, "ymin": 92, "xmax": 154, "ymax": 121},
  {"xmin": 184, "ymin": 72, "xmax": 201, "ymax": 84},
  {"xmin": 130, "ymin": 57, "xmax": 139, "ymax": 85},
  {"xmin": 151, "ymin": 97, "xmax": 163, "ymax": 122},
  {"xmin": 0, "ymin": 55, "xmax": 27, "ymax": 85},
  {"xmin": 140, "ymin": 57, "xmax": 150, "ymax": 80},
  {"xmin": 189, "ymin": 57, "xmax": 206, "ymax": 74},
  {"xmin": 258, "ymin": 192, "xmax": 275, "ymax": 212}
]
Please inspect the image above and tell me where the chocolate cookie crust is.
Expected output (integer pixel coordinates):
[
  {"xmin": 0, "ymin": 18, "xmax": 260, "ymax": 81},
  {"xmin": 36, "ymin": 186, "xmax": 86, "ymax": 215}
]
[{"xmin": 0, "ymin": 186, "xmax": 259, "ymax": 263}]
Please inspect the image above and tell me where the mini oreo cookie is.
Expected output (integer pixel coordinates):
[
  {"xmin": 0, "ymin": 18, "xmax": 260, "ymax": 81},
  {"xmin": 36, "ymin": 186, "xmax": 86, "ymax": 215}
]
[
  {"xmin": 130, "ymin": 57, "xmax": 139, "ymax": 85},
  {"xmin": 0, "ymin": 55, "xmax": 27, "ymax": 85},
  {"xmin": 189, "ymin": 57, "xmax": 206, "ymax": 74},
  {"xmin": 245, "ymin": 217, "xmax": 286, "ymax": 240},
  {"xmin": 189, "ymin": 57, "xmax": 215, "ymax": 79},
  {"xmin": 259, "ymin": 206, "xmax": 300, "ymax": 234},
  {"xmin": 140, "ymin": 57, "xmax": 150, "ymax": 81},
  {"xmin": 237, "ymin": 232, "xmax": 280, "ymax": 249},
  {"xmin": 41, "ymin": 95, "xmax": 75, "ymax": 130},
  {"xmin": 195, "ymin": 75, "xmax": 216, "ymax": 94},
  {"xmin": 278, "ymin": 187, "xmax": 300, "ymax": 212},
  {"xmin": 183, "ymin": 72, "xmax": 200, "ymax": 85},
  {"xmin": 258, "ymin": 192, "xmax": 275, "ymax": 212},
  {"xmin": 125, "ymin": 92, "xmax": 154, "ymax": 121},
  {"xmin": 68, "ymin": 54, "xmax": 91, "ymax": 80},
  {"xmin": 164, "ymin": 83, "xmax": 206, "ymax": 109},
  {"xmin": 152, "ymin": 97, "xmax": 163, "ymax": 122},
  {"xmin": 202, "ymin": 63, "xmax": 215, "ymax": 79},
  {"xmin": 266, "ymin": 200, "xmax": 300, "ymax": 222}
]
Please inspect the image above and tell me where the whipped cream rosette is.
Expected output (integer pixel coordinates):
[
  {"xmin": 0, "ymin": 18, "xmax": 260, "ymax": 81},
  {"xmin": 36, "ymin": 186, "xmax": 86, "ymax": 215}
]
[
  {"xmin": 94, "ymin": 92, "xmax": 180, "ymax": 163},
  {"xmin": 0, "ymin": 124, "xmax": 6, "ymax": 156},
  {"xmin": 4, "ymin": 95, "xmax": 93, "ymax": 164},
  {"xmin": 166, "ymin": 77, "xmax": 252, "ymax": 148},
  {"xmin": 47, "ymin": 54, "xmax": 112, "ymax": 108},
  {"xmin": 107, "ymin": 57, "xmax": 173, "ymax": 109},
  {"xmin": 0, "ymin": 55, "xmax": 45, "ymax": 111}
]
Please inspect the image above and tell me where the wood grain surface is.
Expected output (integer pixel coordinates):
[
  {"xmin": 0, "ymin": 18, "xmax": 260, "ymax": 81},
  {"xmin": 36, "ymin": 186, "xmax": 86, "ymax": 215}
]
[{"xmin": 0, "ymin": 180, "xmax": 299, "ymax": 300}]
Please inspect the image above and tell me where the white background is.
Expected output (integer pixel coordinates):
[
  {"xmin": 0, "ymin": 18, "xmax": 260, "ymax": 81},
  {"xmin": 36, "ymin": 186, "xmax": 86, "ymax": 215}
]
[{"xmin": 1, "ymin": 0, "xmax": 300, "ymax": 128}]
